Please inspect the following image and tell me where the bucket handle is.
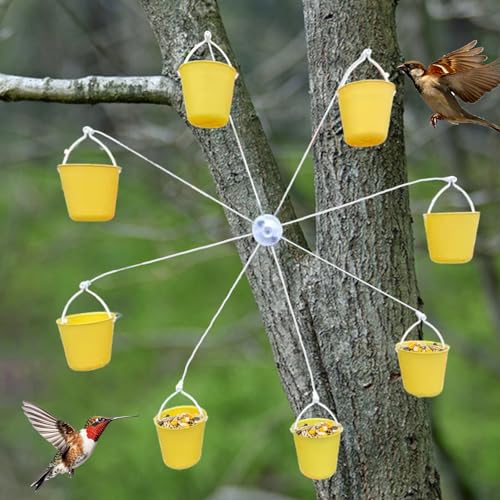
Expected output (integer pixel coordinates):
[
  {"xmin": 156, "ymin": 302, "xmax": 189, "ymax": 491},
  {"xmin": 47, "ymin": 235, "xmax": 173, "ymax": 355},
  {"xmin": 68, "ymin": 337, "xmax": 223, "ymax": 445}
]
[
  {"xmin": 338, "ymin": 48, "xmax": 391, "ymax": 88},
  {"xmin": 62, "ymin": 126, "xmax": 117, "ymax": 166},
  {"xmin": 292, "ymin": 391, "xmax": 339, "ymax": 431},
  {"xmin": 156, "ymin": 383, "xmax": 203, "ymax": 419},
  {"xmin": 399, "ymin": 313, "xmax": 446, "ymax": 345},
  {"xmin": 181, "ymin": 31, "xmax": 238, "ymax": 79},
  {"xmin": 427, "ymin": 178, "xmax": 476, "ymax": 214},
  {"xmin": 60, "ymin": 281, "xmax": 113, "ymax": 324}
]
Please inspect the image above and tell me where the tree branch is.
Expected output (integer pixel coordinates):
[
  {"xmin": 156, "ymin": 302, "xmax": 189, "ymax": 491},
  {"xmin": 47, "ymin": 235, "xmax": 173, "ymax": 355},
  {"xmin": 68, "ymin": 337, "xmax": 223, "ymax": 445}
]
[{"xmin": 0, "ymin": 73, "xmax": 175, "ymax": 105}]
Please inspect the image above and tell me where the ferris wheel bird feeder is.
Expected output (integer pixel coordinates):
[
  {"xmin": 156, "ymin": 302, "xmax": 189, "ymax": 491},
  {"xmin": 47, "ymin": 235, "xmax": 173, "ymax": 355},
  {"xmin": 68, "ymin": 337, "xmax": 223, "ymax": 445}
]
[{"xmin": 51, "ymin": 32, "xmax": 482, "ymax": 480}]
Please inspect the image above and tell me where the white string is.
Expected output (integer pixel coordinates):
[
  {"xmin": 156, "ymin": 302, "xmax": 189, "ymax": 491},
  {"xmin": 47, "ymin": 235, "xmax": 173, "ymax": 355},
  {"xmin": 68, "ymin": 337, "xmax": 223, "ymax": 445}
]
[
  {"xmin": 182, "ymin": 30, "xmax": 234, "ymax": 67},
  {"xmin": 399, "ymin": 317, "xmax": 446, "ymax": 345},
  {"xmin": 283, "ymin": 177, "xmax": 457, "ymax": 227},
  {"xmin": 60, "ymin": 282, "xmax": 113, "ymax": 324},
  {"xmin": 270, "ymin": 247, "xmax": 317, "ymax": 394},
  {"xmin": 62, "ymin": 126, "xmax": 117, "ymax": 166},
  {"xmin": 193, "ymin": 31, "xmax": 263, "ymax": 215},
  {"xmin": 88, "ymin": 234, "xmax": 251, "ymax": 285},
  {"xmin": 283, "ymin": 237, "xmax": 421, "ymax": 315},
  {"xmin": 156, "ymin": 388, "xmax": 203, "ymax": 418},
  {"xmin": 82, "ymin": 127, "xmax": 252, "ymax": 223},
  {"xmin": 427, "ymin": 178, "xmax": 475, "ymax": 213},
  {"xmin": 274, "ymin": 48, "xmax": 391, "ymax": 216},
  {"xmin": 292, "ymin": 400, "xmax": 339, "ymax": 430},
  {"xmin": 176, "ymin": 244, "xmax": 260, "ymax": 389}
]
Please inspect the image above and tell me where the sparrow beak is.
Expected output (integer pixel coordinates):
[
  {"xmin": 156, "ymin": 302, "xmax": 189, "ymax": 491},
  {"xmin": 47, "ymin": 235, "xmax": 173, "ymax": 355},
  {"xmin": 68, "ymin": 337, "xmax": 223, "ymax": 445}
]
[
  {"xmin": 108, "ymin": 415, "xmax": 139, "ymax": 421},
  {"xmin": 397, "ymin": 63, "xmax": 407, "ymax": 72}
]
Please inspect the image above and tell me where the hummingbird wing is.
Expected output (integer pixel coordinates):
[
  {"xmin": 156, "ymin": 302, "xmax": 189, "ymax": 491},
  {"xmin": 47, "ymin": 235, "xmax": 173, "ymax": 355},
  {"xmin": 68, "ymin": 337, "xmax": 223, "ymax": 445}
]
[{"xmin": 22, "ymin": 401, "xmax": 76, "ymax": 455}]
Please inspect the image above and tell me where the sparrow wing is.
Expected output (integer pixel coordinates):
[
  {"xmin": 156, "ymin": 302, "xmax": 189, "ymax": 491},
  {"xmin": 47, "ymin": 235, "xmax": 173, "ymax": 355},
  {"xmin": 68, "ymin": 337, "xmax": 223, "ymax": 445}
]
[
  {"xmin": 428, "ymin": 40, "xmax": 488, "ymax": 75},
  {"xmin": 22, "ymin": 401, "xmax": 75, "ymax": 454},
  {"xmin": 441, "ymin": 59, "xmax": 500, "ymax": 103}
]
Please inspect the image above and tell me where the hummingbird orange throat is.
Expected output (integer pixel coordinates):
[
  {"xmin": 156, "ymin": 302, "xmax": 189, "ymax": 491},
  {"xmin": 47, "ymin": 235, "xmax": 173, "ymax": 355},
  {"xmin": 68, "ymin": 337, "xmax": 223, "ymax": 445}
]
[{"xmin": 22, "ymin": 401, "xmax": 138, "ymax": 490}]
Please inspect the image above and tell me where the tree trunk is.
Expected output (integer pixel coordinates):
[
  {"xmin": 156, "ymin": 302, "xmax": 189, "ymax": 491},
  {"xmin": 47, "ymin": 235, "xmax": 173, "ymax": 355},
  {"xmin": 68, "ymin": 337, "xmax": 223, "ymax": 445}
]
[{"xmin": 137, "ymin": 0, "xmax": 442, "ymax": 498}]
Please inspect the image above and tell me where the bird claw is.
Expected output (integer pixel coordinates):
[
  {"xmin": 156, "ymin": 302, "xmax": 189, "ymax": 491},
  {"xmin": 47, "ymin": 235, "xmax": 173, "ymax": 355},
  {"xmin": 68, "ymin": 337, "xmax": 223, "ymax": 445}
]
[{"xmin": 430, "ymin": 114, "xmax": 441, "ymax": 128}]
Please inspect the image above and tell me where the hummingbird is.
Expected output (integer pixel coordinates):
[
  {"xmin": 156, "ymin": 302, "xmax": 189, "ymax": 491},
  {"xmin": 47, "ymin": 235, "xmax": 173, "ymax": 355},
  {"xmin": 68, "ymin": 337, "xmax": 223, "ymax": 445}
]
[{"xmin": 22, "ymin": 401, "xmax": 137, "ymax": 490}]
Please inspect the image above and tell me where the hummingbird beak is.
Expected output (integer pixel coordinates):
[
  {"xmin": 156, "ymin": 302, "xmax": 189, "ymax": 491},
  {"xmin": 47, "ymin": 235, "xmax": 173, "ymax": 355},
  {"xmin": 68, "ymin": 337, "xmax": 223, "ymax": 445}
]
[{"xmin": 109, "ymin": 415, "xmax": 139, "ymax": 421}]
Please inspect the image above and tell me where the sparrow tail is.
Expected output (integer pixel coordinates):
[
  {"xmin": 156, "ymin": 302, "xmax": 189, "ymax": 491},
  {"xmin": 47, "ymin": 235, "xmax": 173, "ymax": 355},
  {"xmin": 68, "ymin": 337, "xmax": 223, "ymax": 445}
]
[
  {"xmin": 461, "ymin": 114, "xmax": 500, "ymax": 132},
  {"xmin": 30, "ymin": 467, "xmax": 52, "ymax": 491}
]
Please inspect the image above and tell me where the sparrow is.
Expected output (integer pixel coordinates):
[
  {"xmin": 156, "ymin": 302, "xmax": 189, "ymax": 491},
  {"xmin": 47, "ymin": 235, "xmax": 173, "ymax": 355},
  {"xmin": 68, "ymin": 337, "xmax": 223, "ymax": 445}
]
[
  {"xmin": 398, "ymin": 40, "xmax": 500, "ymax": 131},
  {"xmin": 22, "ymin": 401, "xmax": 137, "ymax": 490}
]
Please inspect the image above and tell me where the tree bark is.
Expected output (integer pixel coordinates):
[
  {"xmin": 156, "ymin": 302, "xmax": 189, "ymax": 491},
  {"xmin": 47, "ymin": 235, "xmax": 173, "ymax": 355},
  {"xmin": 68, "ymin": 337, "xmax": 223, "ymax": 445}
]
[{"xmin": 1, "ymin": 0, "xmax": 443, "ymax": 498}]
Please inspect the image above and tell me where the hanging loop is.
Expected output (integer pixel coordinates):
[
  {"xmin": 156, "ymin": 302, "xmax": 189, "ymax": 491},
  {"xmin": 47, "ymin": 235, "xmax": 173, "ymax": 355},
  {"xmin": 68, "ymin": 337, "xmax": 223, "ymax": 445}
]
[
  {"xmin": 62, "ymin": 127, "xmax": 117, "ymax": 166},
  {"xmin": 399, "ymin": 315, "xmax": 446, "ymax": 346},
  {"xmin": 182, "ymin": 30, "xmax": 234, "ymax": 68},
  {"xmin": 338, "ymin": 47, "xmax": 391, "ymax": 88},
  {"xmin": 156, "ymin": 387, "xmax": 203, "ymax": 419},
  {"xmin": 292, "ymin": 398, "xmax": 339, "ymax": 431},
  {"xmin": 427, "ymin": 179, "xmax": 476, "ymax": 213},
  {"xmin": 60, "ymin": 284, "xmax": 113, "ymax": 324}
]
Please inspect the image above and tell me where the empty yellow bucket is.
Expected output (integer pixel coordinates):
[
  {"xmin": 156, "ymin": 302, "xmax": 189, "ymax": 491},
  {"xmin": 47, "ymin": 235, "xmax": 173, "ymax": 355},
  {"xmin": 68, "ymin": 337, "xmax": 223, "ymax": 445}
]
[
  {"xmin": 424, "ymin": 212, "xmax": 480, "ymax": 264},
  {"xmin": 338, "ymin": 80, "xmax": 395, "ymax": 147},
  {"xmin": 58, "ymin": 163, "xmax": 121, "ymax": 221},
  {"xmin": 179, "ymin": 61, "xmax": 238, "ymax": 128},
  {"xmin": 154, "ymin": 405, "xmax": 207, "ymax": 470},
  {"xmin": 291, "ymin": 418, "xmax": 343, "ymax": 480},
  {"xmin": 56, "ymin": 311, "xmax": 116, "ymax": 371},
  {"xmin": 396, "ymin": 341, "xmax": 450, "ymax": 397}
]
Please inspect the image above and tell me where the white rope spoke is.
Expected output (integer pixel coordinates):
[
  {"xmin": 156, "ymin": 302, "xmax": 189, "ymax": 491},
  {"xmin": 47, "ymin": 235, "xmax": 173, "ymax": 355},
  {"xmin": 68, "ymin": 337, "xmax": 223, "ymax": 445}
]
[
  {"xmin": 283, "ymin": 177, "xmax": 457, "ymax": 226},
  {"xmin": 274, "ymin": 91, "xmax": 338, "ymax": 216},
  {"xmin": 270, "ymin": 247, "xmax": 317, "ymax": 394},
  {"xmin": 283, "ymin": 237, "xmax": 420, "ymax": 315},
  {"xmin": 89, "ymin": 233, "xmax": 251, "ymax": 285},
  {"xmin": 177, "ymin": 244, "xmax": 260, "ymax": 387},
  {"xmin": 86, "ymin": 128, "xmax": 252, "ymax": 223}
]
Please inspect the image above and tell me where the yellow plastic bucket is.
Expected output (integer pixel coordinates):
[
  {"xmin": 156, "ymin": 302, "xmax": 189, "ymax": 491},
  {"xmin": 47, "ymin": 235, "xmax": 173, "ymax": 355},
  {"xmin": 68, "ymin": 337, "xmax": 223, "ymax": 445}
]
[
  {"xmin": 396, "ymin": 341, "xmax": 449, "ymax": 397},
  {"xmin": 56, "ymin": 311, "xmax": 116, "ymax": 371},
  {"xmin": 424, "ymin": 212, "xmax": 480, "ymax": 264},
  {"xmin": 291, "ymin": 418, "xmax": 343, "ymax": 480},
  {"xmin": 154, "ymin": 405, "xmax": 207, "ymax": 470},
  {"xmin": 58, "ymin": 163, "xmax": 121, "ymax": 222},
  {"xmin": 338, "ymin": 80, "xmax": 395, "ymax": 147},
  {"xmin": 179, "ymin": 61, "xmax": 237, "ymax": 128}
]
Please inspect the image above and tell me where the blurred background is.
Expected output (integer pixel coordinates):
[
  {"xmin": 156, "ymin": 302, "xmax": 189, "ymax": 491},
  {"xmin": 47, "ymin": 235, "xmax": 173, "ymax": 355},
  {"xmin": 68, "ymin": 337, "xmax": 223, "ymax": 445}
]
[{"xmin": 0, "ymin": 1, "xmax": 498, "ymax": 499}]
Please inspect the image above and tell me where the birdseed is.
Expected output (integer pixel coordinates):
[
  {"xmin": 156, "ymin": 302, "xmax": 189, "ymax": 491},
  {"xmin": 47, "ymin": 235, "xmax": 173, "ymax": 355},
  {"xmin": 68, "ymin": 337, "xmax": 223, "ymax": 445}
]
[
  {"xmin": 156, "ymin": 412, "xmax": 206, "ymax": 429},
  {"xmin": 400, "ymin": 341, "xmax": 447, "ymax": 352},
  {"xmin": 295, "ymin": 420, "xmax": 340, "ymax": 438}
]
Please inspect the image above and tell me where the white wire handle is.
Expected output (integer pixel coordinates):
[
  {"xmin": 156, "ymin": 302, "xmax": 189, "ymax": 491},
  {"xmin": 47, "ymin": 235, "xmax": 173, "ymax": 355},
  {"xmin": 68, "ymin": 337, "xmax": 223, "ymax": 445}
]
[
  {"xmin": 182, "ymin": 30, "xmax": 234, "ymax": 69},
  {"xmin": 60, "ymin": 281, "xmax": 113, "ymax": 324},
  {"xmin": 156, "ymin": 383, "xmax": 203, "ymax": 419},
  {"xmin": 62, "ymin": 126, "xmax": 117, "ymax": 166},
  {"xmin": 399, "ymin": 312, "xmax": 446, "ymax": 345},
  {"xmin": 427, "ymin": 177, "xmax": 476, "ymax": 213},
  {"xmin": 292, "ymin": 391, "xmax": 339, "ymax": 431},
  {"xmin": 338, "ymin": 48, "xmax": 391, "ymax": 88}
]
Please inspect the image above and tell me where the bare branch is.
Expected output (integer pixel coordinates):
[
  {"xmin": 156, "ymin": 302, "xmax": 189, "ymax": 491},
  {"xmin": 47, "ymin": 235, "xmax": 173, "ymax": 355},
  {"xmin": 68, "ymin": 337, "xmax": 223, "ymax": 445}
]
[{"xmin": 0, "ymin": 74, "xmax": 175, "ymax": 105}]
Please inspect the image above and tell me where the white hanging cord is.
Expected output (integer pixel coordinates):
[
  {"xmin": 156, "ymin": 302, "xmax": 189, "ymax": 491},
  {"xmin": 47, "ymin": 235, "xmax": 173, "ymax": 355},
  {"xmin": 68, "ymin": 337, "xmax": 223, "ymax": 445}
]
[
  {"xmin": 60, "ymin": 280, "xmax": 113, "ymax": 324},
  {"xmin": 283, "ymin": 236, "xmax": 422, "ymax": 316},
  {"xmin": 176, "ymin": 244, "xmax": 260, "ymax": 390},
  {"xmin": 292, "ymin": 398, "xmax": 339, "ymax": 431},
  {"xmin": 191, "ymin": 30, "xmax": 263, "ymax": 215},
  {"xmin": 399, "ymin": 314, "xmax": 446, "ymax": 346},
  {"xmin": 270, "ymin": 247, "xmax": 317, "ymax": 395},
  {"xmin": 80, "ymin": 127, "xmax": 252, "ymax": 223},
  {"xmin": 274, "ymin": 48, "xmax": 390, "ymax": 216},
  {"xmin": 427, "ymin": 177, "xmax": 475, "ymax": 213},
  {"xmin": 87, "ymin": 233, "xmax": 251, "ymax": 285},
  {"xmin": 62, "ymin": 126, "xmax": 117, "ymax": 166},
  {"xmin": 156, "ymin": 387, "xmax": 204, "ymax": 418},
  {"xmin": 283, "ymin": 176, "xmax": 458, "ymax": 227},
  {"xmin": 182, "ymin": 30, "xmax": 234, "ymax": 67}
]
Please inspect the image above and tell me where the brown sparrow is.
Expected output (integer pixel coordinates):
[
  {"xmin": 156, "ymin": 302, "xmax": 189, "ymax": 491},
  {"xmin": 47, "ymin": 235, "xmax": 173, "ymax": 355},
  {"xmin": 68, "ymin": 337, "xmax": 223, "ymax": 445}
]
[{"xmin": 398, "ymin": 41, "xmax": 499, "ymax": 132}]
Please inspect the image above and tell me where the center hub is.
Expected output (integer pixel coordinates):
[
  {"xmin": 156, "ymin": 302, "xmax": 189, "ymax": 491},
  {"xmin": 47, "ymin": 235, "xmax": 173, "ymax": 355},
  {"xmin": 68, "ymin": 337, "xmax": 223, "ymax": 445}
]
[{"xmin": 252, "ymin": 214, "xmax": 283, "ymax": 247}]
